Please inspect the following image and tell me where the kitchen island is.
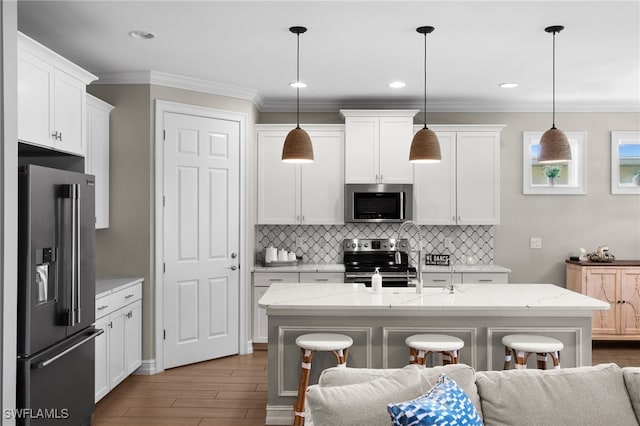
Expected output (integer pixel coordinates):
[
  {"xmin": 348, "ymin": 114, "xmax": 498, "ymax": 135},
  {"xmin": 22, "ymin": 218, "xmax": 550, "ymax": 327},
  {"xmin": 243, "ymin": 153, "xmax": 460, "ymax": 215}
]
[{"xmin": 259, "ymin": 282, "xmax": 609, "ymax": 425}]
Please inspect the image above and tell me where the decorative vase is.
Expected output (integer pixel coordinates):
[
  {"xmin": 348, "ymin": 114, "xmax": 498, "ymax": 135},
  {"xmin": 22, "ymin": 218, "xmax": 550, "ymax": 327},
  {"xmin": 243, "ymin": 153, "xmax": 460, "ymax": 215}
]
[
  {"xmin": 633, "ymin": 175, "xmax": 640, "ymax": 186},
  {"xmin": 547, "ymin": 176, "xmax": 556, "ymax": 186}
]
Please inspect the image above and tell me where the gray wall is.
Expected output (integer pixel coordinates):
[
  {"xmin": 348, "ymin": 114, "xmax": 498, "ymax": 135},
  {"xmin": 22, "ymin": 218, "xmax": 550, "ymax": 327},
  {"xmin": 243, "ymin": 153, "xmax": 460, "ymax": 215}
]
[
  {"xmin": 259, "ymin": 111, "xmax": 640, "ymax": 285},
  {"xmin": 88, "ymin": 84, "xmax": 257, "ymax": 361}
]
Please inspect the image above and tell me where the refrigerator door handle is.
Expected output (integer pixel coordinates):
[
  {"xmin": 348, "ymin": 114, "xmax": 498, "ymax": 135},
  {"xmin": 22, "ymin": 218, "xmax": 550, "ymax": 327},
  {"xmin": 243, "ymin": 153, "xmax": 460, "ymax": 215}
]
[
  {"xmin": 62, "ymin": 183, "xmax": 81, "ymax": 326},
  {"xmin": 33, "ymin": 328, "xmax": 103, "ymax": 369}
]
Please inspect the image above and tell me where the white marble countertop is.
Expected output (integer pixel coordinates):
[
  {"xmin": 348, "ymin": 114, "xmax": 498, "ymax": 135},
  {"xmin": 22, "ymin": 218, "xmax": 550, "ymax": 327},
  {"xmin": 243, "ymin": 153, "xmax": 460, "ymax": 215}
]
[
  {"xmin": 422, "ymin": 264, "xmax": 511, "ymax": 273},
  {"xmin": 96, "ymin": 277, "xmax": 143, "ymax": 298},
  {"xmin": 253, "ymin": 263, "xmax": 345, "ymax": 273},
  {"xmin": 258, "ymin": 282, "xmax": 609, "ymax": 316}
]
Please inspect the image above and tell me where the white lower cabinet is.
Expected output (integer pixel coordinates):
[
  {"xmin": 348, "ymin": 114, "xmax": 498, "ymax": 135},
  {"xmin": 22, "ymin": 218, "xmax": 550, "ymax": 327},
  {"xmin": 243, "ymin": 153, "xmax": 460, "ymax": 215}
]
[
  {"xmin": 95, "ymin": 281, "xmax": 142, "ymax": 402},
  {"xmin": 252, "ymin": 271, "xmax": 344, "ymax": 343}
]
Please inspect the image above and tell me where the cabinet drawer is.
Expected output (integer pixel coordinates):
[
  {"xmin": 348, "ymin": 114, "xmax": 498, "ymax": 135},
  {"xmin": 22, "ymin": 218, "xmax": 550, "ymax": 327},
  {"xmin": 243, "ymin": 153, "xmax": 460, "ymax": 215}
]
[
  {"xmin": 97, "ymin": 282, "xmax": 142, "ymax": 318},
  {"xmin": 95, "ymin": 293, "xmax": 116, "ymax": 320},
  {"xmin": 299, "ymin": 272, "xmax": 344, "ymax": 283},
  {"xmin": 462, "ymin": 273, "xmax": 508, "ymax": 283},
  {"xmin": 253, "ymin": 272, "xmax": 298, "ymax": 287},
  {"xmin": 422, "ymin": 273, "xmax": 462, "ymax": 287},
  {"xmin": 111, "ymin": 283, "xmax": 142, "ymax": 311}
]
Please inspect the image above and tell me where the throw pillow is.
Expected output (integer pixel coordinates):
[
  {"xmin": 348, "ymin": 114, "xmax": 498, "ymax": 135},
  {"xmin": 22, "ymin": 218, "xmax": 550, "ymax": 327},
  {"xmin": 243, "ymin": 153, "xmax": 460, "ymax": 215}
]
[{"xmin": 387, "ymin": 374, "xmax": 483, "ymax": 426}]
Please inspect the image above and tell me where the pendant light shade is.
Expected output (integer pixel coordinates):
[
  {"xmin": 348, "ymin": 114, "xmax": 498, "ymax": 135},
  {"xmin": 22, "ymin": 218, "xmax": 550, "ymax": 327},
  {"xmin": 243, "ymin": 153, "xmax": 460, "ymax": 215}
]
[
  {"xmin": 282, "ymin": 26, "xmax": 314, "ymax": 163},
  {"xmin": 282, "ymin": 127, "xmax": 313, "ymax": 163},
  {"xmin": 410, "ymin": 26, "xmax": 441, "ymax": 163},
  {"xmin": 410, "ymin": 128, "xmax": 441, "ymax": 163},
  {"xmin": 538, "ymin": 25, "xmax": 571, "ymax": 164}
]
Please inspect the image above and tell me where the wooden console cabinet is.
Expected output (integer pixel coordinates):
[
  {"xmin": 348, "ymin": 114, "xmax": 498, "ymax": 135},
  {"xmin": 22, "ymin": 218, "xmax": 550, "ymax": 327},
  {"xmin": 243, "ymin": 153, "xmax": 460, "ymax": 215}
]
[{"xmin": 566, "ymin": 260, "xmax": 640, "ymax": 340}]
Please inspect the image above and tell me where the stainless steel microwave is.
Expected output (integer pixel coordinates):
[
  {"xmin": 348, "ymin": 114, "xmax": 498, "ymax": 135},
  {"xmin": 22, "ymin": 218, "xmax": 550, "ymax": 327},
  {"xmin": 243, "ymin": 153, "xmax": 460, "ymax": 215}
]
[{"xmin": 345, "ymin": 184, "xmax": 413, "ymax": 223}]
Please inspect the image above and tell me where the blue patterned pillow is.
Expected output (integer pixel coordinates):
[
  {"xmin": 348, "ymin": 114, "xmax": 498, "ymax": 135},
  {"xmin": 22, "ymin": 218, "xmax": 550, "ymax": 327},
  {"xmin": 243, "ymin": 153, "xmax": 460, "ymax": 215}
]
[{"xmin": 387, "ymin": 374, "xmax": 483, "ymax": 426}]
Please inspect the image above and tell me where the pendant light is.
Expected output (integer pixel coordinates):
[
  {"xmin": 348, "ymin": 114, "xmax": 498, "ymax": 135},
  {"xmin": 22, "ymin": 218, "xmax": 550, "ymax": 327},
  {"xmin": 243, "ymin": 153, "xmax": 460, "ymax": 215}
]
[
  {"xmin": 409, "ymin": 26, "xmax": 441, "ymax": 163},
  {"xmin": 282, "ymin": 26, "xmax": 314, "ymax": 163},
  {"xmin": 538, "ymin": 25, "xmax": 571, "ymax": 163}
]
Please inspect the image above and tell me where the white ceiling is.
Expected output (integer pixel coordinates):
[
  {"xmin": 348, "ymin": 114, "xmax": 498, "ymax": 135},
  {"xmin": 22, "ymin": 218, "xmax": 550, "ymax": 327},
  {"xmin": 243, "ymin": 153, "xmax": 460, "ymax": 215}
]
[{"xmin": 17, "ymin": 0, "xmax": 640, "ymax": 112}]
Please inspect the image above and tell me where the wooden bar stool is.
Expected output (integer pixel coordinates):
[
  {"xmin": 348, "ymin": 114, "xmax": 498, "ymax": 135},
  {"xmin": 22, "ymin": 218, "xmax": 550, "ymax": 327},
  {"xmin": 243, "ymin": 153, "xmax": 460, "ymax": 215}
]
[
  {"xmin": 293, "ymin": 333, "xmax": 353, "ymax": 426},
  {"xmin": 502, "ymin": 334, "xmax": 563, "ymax": 370},
  {"xmin": 405, "ymin": 334, "xmax": 464, "ymax": 366}
]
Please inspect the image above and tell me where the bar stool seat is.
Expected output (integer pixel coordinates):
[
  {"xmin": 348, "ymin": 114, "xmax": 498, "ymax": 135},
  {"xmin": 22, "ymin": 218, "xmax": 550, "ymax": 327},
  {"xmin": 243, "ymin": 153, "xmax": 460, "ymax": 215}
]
[
  {"xmin": 502, "ymin": 334, "xmax": 564, "ymax": 370},
  {"xmin": 293, "ymin": 333, "xmax": 353, "ymax": 426},
  {"xmin": 405, "ymin": 334, "xmax": 464, "ymax": 366}
]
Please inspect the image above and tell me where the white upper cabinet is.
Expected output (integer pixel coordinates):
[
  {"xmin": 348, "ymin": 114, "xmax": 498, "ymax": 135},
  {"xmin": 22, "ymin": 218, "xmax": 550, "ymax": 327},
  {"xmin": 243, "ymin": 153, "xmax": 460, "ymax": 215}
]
[
  {"xmin": 17, "ymin": 32, "xmax": 97, "ymax": 156},
  {"xmin": 414, "ymin": 125, "xmax": 505, "ymax": 225},
  {"xmin": 86, "ymin": 94, "xmax": 114, "ymax": 229},
  {"xmin": 341, "ymin": 110, "xmax": 418, "ymax": 184},
  {"xmin": 257, "ymin": 125, "xmax": 345, "ymax": 225}
]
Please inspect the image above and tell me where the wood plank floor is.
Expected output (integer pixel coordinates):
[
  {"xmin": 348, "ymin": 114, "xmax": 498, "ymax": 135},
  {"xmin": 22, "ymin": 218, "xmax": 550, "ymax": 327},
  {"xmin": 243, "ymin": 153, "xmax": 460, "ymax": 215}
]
[{"xmin": 92, "ymin": 342, "xmax": 640, "ymax": 426}]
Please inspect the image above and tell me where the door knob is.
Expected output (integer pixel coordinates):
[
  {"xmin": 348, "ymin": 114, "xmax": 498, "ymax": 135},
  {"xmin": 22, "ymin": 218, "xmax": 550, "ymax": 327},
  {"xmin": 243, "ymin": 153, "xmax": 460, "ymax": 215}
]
[
  {"xmin": 227, "ymin": 265, "xmax": 238, "ymax": 271},
  {"xmin": 231, "ymin": 252, "xmax": 237, "ymax": 259}
]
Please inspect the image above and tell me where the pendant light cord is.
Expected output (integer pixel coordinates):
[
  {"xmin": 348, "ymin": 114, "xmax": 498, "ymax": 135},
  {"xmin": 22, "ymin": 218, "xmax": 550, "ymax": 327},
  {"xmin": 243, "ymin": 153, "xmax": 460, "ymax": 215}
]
[
  {"xmin": 552, "ymin": 29, "xmax": 557, "ymax": 129},
  {"xmin": 296, "ymin": 32, "xmax": 301, "ymax": 129},
  {"xmin": 423, "ymin": 31, "xmax": 428, "ymax": 129}
]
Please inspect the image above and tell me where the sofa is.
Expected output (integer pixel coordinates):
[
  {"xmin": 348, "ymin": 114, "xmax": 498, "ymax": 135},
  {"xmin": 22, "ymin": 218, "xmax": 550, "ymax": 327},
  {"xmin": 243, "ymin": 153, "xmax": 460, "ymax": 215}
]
[{"xmin": 304, "ymin": 363, "xmax": 640, "ymax": 426}]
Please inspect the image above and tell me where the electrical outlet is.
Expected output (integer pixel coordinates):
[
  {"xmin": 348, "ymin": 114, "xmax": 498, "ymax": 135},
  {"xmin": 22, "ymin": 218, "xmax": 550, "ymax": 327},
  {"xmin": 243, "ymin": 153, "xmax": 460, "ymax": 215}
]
[
  {"xmin": 296, "ymin": 236, "xmax": 305, "ymax": 250},
  {"xmin": 530, "ymin": 237, "xmax": 542, "ymax": 249}
]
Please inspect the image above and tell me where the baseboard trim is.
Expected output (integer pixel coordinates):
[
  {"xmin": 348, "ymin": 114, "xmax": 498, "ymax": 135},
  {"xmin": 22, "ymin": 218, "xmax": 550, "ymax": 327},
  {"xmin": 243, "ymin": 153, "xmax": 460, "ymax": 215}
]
[
  {"xmin": 133, "ymin": 359, "xmax": 157, "ymax": 375},
  {"xmin": 265, "ymin": 405, "xmax": 293, "ymax": 425}
]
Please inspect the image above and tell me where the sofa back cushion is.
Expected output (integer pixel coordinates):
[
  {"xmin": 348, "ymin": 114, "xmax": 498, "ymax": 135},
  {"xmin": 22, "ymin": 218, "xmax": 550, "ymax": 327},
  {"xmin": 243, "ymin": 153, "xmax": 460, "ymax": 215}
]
[
  {"xmin": 623, "ymin": 367, "xmax": 640, "ymax": 423},
  {"xmin": 476, "ymin": 363, "xmax": 638, "ymax": 426},
  {"xmin": 306, "ymin": 364, "xmax": 480, "ymax": 426}
]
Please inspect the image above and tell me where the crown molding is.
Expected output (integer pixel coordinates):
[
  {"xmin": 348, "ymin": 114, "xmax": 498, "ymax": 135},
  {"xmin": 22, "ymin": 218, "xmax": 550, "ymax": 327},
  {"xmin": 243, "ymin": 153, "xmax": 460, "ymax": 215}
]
[
  {"xmin": 94, "ymin": 70, "xmax": 259, "ymax": 102},
  {"xmin": 92, "ymin": 71, "xmax": 639, "ymax": 113},
  {"xmin": 258, "ymin": 98, "xmax": 640, "ymax": 113}
]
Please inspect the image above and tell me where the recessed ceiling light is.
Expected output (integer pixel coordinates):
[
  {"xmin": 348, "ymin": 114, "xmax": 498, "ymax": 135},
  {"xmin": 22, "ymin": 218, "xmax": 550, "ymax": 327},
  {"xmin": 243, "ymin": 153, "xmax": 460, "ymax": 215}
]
[
  {"xmin": 129, "ymin": 30, "xmax": 156, "ymax": 40},
  {"xmin": 290, "ymin": 81, "xmax": 308, "ymax": 88},
  {"xmin": 389, "ymin": 81, "xmax": 406, "ymax": 89},
  {"xmin": 499, "ymin": 82, "xmax": 519, "ymax": 88}
]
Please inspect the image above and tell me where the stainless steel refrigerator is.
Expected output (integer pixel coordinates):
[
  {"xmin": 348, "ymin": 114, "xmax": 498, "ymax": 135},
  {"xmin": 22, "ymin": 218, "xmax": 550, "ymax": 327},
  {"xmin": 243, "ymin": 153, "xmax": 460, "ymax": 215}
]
[{"xmin": 17, "ymin": 165, "xmax": 102, "ymax": 426}]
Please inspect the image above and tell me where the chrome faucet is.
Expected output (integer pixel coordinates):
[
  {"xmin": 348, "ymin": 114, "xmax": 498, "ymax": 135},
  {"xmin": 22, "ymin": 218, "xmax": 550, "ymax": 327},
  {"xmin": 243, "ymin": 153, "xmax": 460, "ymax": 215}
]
[{"xmin": 396, "ymin": 220, "xmax": 425, "ymax": 293}]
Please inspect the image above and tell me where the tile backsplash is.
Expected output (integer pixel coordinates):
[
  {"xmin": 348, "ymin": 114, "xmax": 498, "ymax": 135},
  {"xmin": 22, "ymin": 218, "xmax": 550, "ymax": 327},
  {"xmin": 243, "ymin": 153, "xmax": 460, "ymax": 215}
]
[{"xmin": 255, "ymin": 224, "xmax": 494, "ymax": 266}]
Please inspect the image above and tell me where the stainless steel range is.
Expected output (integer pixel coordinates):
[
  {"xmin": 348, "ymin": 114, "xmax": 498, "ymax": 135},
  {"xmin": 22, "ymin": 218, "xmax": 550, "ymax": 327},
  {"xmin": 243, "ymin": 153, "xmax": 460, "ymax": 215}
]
[{"xmin": 343, "ymin": 238, "xmax": 417, "ymax": 287}]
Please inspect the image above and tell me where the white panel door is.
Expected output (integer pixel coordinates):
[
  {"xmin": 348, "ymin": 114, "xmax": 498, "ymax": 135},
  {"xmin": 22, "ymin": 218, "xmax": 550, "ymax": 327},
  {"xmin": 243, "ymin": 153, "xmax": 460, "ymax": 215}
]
[
  {"xmin": 414, "ymin": 132, "xmax": 457, "ymax": 225},
  {"xmin": 53, "ymin": 68, "xmax": 86, "ymax": 155},
  {"xmin": 300, "ymin": 131, "xmax": 344, "ymax": 224},
  {"xmin": 344, "ymin": 117, "xmax": 379, "ymax": 183},
  {"xmin": 379, "ymin": 116, "xmax": 414, "ymax": 184},
  {"xmin": 257, "ymin": 131, "xmax": 299, "ymax": 224},
  {"xmin": 94, "ymin": 315, "xmax": 110, "ymax": 402},
  {"xmin": 124, "ymin": 300, "xmax": 142, "ymax": 375},
  {"xmin": 17, "ymin": 50, "xmax": 53, "ymax": 147},
  {"xmin": 456, "ymin": 132, "xmax": 500, "ymax": 225},
  {"xmin": 163, "ymin": 112, "xmax": 240, "ymax": 369}
]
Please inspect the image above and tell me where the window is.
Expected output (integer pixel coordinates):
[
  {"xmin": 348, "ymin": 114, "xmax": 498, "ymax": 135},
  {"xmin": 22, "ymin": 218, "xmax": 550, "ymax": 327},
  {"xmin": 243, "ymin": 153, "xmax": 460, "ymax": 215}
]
[
  {"xmin": 611, "ymin": 131, "xmax": 640, "ymax": 195},
  {"xmin": 522, "ymin": 131, "xmax": 587, "ymax": 195}
]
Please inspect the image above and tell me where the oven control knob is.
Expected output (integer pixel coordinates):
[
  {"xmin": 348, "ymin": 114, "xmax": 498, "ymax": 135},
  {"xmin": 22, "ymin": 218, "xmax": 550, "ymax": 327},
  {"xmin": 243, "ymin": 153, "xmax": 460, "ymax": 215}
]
[
  {"xmin": 358, "ymin": 243, "xmax": 362, "ymax": 247},
  {"xmin": 390, "ymin": 243, "xmax": 394, "ymax": 248},
  {"xmin": 383, "ymin": 242, "xmax": 387, "ymax": 247},
  {"xmin": 351, "ymin": 243, "xmax": 356, "ymax": 248},
  {"xmin": 364, "ymin": 243, "xmax": 368, "ymax": 248}
]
